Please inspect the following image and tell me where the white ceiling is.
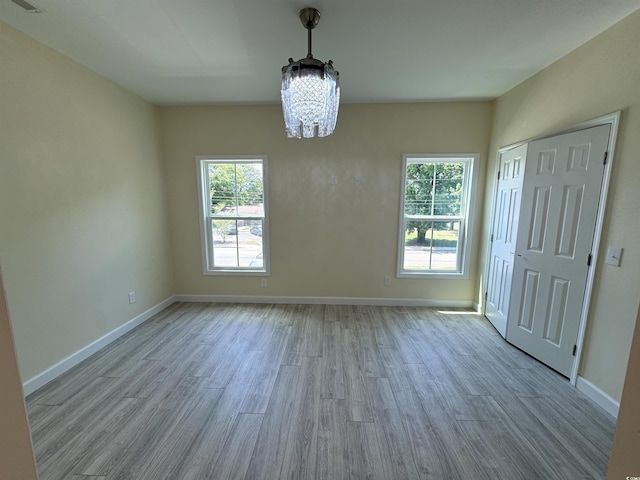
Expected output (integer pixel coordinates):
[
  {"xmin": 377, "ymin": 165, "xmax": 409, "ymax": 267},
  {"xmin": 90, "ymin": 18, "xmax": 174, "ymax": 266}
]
[{"xmin": 2, "ymin": 0, "xmax": 639, "ymax": 105}]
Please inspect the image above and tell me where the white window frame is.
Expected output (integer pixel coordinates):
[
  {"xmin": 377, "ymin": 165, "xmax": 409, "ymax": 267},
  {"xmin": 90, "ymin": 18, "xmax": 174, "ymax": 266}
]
[
  {"xmin": 196, "ymin": 155, "xmax": 270, "ymax": 276},
  {"xmin": 397, "ymin": 154, "xmax": 478, "ymax": 279}
]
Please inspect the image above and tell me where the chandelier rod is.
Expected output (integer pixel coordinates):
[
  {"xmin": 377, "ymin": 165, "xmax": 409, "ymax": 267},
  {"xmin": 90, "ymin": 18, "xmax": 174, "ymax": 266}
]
[{"xmin": 299, "ymin": 7, "xmax": 320, "ymax": 59}]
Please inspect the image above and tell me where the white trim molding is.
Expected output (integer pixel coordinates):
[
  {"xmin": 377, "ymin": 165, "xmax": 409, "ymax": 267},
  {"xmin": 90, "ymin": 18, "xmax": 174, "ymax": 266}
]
[
  {"xmin": 22, "ymin": 295, "xmax": 176, "ymax": 396},
  {"xmin": 174, "ymin": 294, "xmax": 475, "ymax": 308},
  {"xmin": 195, "ymin": 155, "xmax": 270, "ymax": 276},
  {"xmin": 570, "ymin": 112, "xmax": 620, "ymax": 385},
  {"xmin": 397, "ymin": 153, "xmax": 479, "ymax": 279},
  {"xmin": 576, "ymin": 375, "xmax": 620, "ymax": 419}
]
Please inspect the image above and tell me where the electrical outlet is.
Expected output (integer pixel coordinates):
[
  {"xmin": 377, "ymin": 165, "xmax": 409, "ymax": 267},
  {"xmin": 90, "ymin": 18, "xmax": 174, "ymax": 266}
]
[
  {"xmin": 330, "ymin": 175, "xmax": 338, "ymax": 185},
  {"xmin": 384, "ymin": 276, "xmax": 391, "ymax": 286},
  {"xmin": 261, "ymin": 279, "xmax": 268, "ymax": 288},
  {"xmin": 128, "ymin": 291, "xmax": 136, "ymax": 304},
  {"xmin": 355, "ymin": 175, "xmax": 362, "ymax": 186},
  {"xmin": 605, "ymin": 246, "xmax": 623, "ymax": 267}
]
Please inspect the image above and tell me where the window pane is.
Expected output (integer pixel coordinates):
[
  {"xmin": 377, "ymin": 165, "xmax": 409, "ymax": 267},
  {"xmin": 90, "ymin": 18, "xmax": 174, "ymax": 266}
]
[
  {"xmin": 209, "ymin": 164, "xmax": 237, "ymax": 215},
  {"xmin": 404, "ymin": 163, "xmax": 434, "ymax": 215},
  {"xmin": 208, "ymin": 162, "xmax": 265, "ymax": 217},
  {"xmin": 243, "ymin": 220, "xmax": 264, "ymax": 268},
  {"xmin": 403, "ymin": 220, "xmax": 460, "ymax": 271},
  {"xmin": 434, "ymin": 163, "xmax": 464, "ymax": 216},
  {"xmin": 236, "ymin": 163, "xmax": 264, "ymax": 215},
  {"xmin": 212, "ymin": 219, "xmax": 239, "ymax": 267},
  {"xmin": 211, "ymin": 219, "xmax": 264, "ymax": 269}
]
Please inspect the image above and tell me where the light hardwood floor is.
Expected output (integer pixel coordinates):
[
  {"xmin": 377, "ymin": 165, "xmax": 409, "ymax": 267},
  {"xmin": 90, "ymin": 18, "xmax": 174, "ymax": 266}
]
[{"xmin": 26, "ymin": 303, "xmax": 615, "ymax": 479}]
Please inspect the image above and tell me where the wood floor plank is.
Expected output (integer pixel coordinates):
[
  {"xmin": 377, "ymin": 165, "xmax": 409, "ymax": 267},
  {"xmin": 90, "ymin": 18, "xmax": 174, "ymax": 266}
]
[
  {"xmin": 99, "ymin": 376, "xmax": 221, "ymax": 480},
  {"xmin": 457, "ymin": 419, "xmax": 531, "ymax": 480},
  {"xmin": 70, "ymin": 397, "xmax": 147, "ymax": 475},
  {"xmin": 407, "ymin": 339, "xmax": 482, "ymax": 422},
  {"xmin": 132, "ymin": 387, "xmax": 227, "ymax": 480},
  {"xmin": 378, "ymin": 345, "xmax": 415, "ymax": 393},
  {"xmin": 302, "ymin": 304, "xmax": 324, "ymax": 358},
  {"xmin": 25, "ymin": 304, "xmax": 616, "ymax": 480},
  {"xmin": 341, "ymin": 327, "xmax": 374, "ymax": 422},
  {"xmin": 30, "ymin": 377, "xmax": 123, "ymax": 467},
  {"xmin": 346, "ymin": 420, "xmax": 386, "ymax": 480},
  {"xmin": 406, "ymin": 363, "xmax": 495, "ymax": 479},
  {"xmin": 457, "ymin": 395, "xmax": 560, "ymax": 480},
  {"xmin": 477, "ymin": 368, "xmax": 596, "ymax": 479},
  {"xmin": 281, "ymin": 355, "xmax": 322, "ymax": 480},
  {"xmin": 363, "ymin": 308, "xmax": 398, "ymax": 359},
  {"xmin": 177, "ymin": 350, "xmax": 265, "ymax": 480},
  {"xmin": 387, "ymin": 370, "xmax": 469, "ymax": 480},
  {"xmin": 316, "ymin": 398, "xmax": 348, "ymax": 480},
  {"xmin": 380, "ymin": 308, "xmax": 423, "ymax": 364},
  {"xmin": 320, "ymin": 318, "xmax": 346, "ymax": 399},
  {"xmin": 209, "ymin": 413, "xmax": 264, "ymax": 480},
  {"xmin": 368, "ymin": 377, "xmax": 421, "ymax": 480},
  {"xmin": 282, "ymin": 304, "xmax": 323, "ymax": 365},
  {"xmin": 519, "ymin": 395, "xmax": 612, "ymax": 478},
  {"xmin": 203, "ymin": 322, "xmax": 262, "ymax": 389},
  {"xmin": 240, "ymin": 321, "xmax": 291, "ymax": 413},
  {"xmin": 245, "ymin": 365, "xmax": 300, "ymax": 480},
  {"xmin": 541, "ymin": 389, "xmax": 615, "ymax": 452},
  {"xmin": 441, "ymin": 352, "xmax": 493, "ymax": 397},
  {"xmin": 353, "ymin": 308, "xmax": 386, "ymax": 378}
]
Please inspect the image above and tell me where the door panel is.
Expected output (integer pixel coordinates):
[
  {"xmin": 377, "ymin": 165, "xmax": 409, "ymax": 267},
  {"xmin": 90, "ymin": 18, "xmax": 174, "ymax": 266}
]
[
  {"xmin": 485, "ymin": 144, "xmax": 527, "ymax": 337},
  {"xmin": 528, "ymin": 186, "xmax": 550, "ymax": 251},
  {"xmin": 507, "ymin": 125, "xmax": 610, "ymax": 376},
  {"xmin": 516, "ymin": 268, "xmax": 539, "ymax": 332},
  {"xmin": 543, "ymin": 276, "xmax": 569, "ymax": 345},
  {"xmin": 556, "ymin": 184, "xmax": 583, "ymax": 257}
]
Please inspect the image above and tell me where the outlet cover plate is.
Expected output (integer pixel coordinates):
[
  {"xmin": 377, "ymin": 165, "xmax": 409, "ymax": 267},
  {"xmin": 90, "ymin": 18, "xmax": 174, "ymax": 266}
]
[{"xmin": 605, "ymin": 246, "xmax": 622, "ymax": 267}]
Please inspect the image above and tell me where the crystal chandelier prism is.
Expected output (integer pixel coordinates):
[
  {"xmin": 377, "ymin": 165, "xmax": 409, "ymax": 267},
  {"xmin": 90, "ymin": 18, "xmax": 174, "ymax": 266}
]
[{"xmin": 281, "ymin": 8, "xmax": 340, "ymax": 139}]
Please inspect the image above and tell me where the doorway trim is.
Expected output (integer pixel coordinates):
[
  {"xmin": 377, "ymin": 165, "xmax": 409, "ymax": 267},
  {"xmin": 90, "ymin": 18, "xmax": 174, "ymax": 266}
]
[{"xmin": 483, "ymin": 111, "xmax": 620, "ymax": 386}]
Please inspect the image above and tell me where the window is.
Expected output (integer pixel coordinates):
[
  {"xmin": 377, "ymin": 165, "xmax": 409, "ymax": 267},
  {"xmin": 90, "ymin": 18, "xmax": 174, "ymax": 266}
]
[
  {"xmin": 398, "ymin": 154, "xmax": 477, "ymax": 277},
  {"xmin": 196, "ymin": 156, "xmax": 269, "ymax": 275}
]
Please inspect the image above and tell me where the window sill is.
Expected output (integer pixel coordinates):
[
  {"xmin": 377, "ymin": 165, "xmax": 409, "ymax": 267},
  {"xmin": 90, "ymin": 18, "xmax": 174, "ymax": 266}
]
[
  {"xmin": 397, "ymin": 271, "xmax": 467, "ymax": 280},
  {"xmin": 202, "ymin": 270, "xmax": 270, "ymax": 276}
]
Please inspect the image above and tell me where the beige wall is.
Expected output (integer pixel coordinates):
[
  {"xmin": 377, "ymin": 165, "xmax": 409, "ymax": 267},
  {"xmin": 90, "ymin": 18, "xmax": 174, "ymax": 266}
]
[
  {"xmin": 0, "ymin": 21, "xmax": 175, "ymax": 381},
  {"xmin": 481, "ymin": 9, "xmax": 640, "ymax": 401},
  {"xmin": 0, "ymin": 268, "xmax": 38, "ymax": 479},
  {"xmin": 607, "ymin": 301, "xmax": 640, "ymax": 478},
  {"xmin": 160, "ymin": 102, "xmax": 492, "ymax": 301}
]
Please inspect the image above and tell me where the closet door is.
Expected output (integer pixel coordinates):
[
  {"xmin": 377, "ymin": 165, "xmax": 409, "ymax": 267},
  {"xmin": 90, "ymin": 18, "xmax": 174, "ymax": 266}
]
[
  {"xmin": 506, "ymin": 125, "xmax": 610, "ymax": 377},
  {"xmin": 485, "ymin": 144, "xmax": 527, "ymax": 337}
]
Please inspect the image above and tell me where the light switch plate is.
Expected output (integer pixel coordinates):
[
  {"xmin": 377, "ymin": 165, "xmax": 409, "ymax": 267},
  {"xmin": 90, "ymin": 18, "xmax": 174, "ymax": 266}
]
[{"xmin": 605, "ymin": 246, "xmax": 623, "ymax": 267}]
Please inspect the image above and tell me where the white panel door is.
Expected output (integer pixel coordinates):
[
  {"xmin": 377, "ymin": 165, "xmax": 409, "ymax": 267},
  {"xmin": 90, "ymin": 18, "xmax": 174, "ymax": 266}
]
[
  {"xmin": 485, "ymin": 144, "xmax": 527, "ymax": 337},
  {"xmin": 507, "ymin": 125, "xmax": 610, "ymax": 377}
]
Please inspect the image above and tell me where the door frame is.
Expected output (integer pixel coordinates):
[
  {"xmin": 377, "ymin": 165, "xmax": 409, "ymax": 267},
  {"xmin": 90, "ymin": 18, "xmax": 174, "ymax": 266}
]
[{"xmin": 483, "ymin": 111, "xmax": 620, "ymax": 385}]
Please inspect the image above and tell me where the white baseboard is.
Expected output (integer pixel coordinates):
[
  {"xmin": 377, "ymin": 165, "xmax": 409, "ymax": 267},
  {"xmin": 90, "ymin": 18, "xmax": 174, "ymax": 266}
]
[
  {"xmin": 174, "ymin": 294, "xmax": 475, "ymax": 308},
  {"xmin": 576, "ymin": 375, "xmax": 620, "ymax": 419},
  {"xmin": 22, "ymin": 295, "xmax": 176, "ymax": 396}
]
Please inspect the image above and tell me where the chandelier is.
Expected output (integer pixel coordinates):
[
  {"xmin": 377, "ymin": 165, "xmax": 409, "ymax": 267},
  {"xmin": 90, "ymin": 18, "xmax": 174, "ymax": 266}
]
[{"xmin": 281, "ymin": 8, "xmax": 340, "ymax": 138}]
